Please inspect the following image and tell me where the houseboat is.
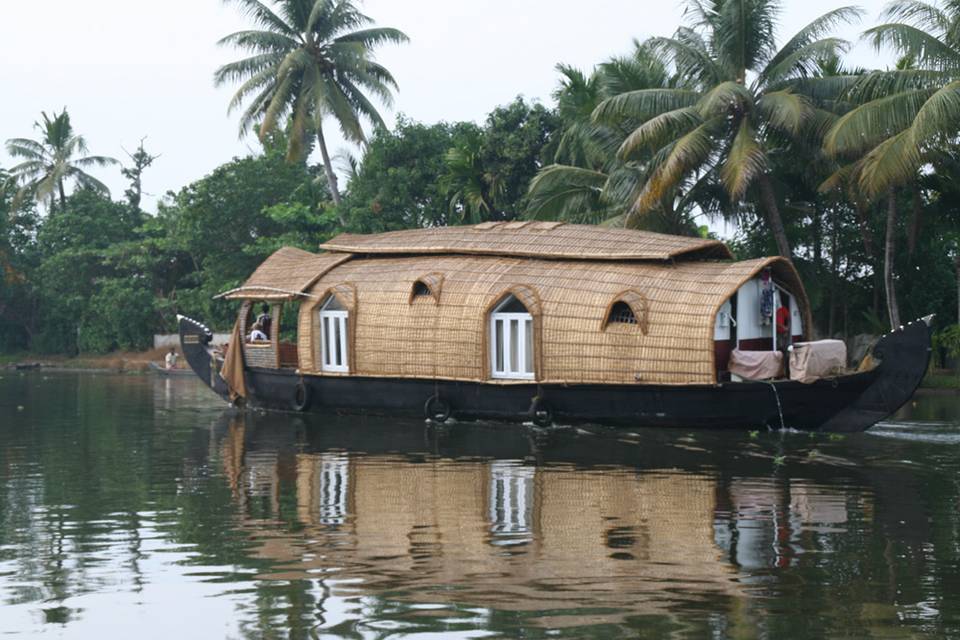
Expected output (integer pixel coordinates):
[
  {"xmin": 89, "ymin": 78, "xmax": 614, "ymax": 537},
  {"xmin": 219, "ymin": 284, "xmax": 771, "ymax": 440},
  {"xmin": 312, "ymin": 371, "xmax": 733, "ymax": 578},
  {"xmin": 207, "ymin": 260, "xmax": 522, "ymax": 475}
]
[{"xmin": 178, "ymin": 222, "xmax": 932, "ymax": 432}]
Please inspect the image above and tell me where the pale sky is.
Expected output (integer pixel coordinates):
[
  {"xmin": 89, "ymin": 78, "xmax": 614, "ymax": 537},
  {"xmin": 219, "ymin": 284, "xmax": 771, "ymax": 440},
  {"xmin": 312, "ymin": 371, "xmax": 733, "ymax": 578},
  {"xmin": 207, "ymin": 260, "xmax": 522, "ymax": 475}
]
[{"xmin": 1, "ymin": 0, "xmax": 893, "ymax": 213}]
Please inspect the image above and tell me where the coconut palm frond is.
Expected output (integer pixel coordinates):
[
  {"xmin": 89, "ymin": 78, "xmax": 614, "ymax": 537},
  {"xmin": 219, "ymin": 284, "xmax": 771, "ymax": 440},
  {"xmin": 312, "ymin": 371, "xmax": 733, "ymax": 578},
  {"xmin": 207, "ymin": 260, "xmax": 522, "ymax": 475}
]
[
  {"xmin": 720, "ymin": 120, "xmax": 768, "ymax": 198},
  {"xmin": 865, "ymin": 22, "xmax": 960, "ymax": 69},
  {"xmin": 883, "ymin": 0, "xmax": 950, "ymax": 32},
  {"xmin": 592, "ymin": 88, "xmax": 700, "ymax": 123},
  {"xmin": 632, "ymin": 117, "xmax": 722, "ymax": 214},
  {"xmin": 3, "ymin": 108, "xmax": 116, "ymax": 211},
  {"xmin": 618, "ymin": 107, "xmax": 702, "ymax": 159},
  {"xmin": 856, "ymin": 129, "xmax": 920, "ymax": 198},
  {"xmin": 526, "ymin": 164, "xmax": 608, "ymax": 220},
  {"xmin": 824, "ymin": 88, "xmax": 934, "ymax": 155},
  {"xmin": 909, "ymin": 79, "xmax": 960, "ymax": 142},
  {"xmin": 217, "ymin": 0, "xmax": 407, "ymax": 206},
  {"xmin": 756, "ymin": 90, "xmax": 812, "ymax": 136},
  {"xmin": 696, "ymin": 80, "xmax": 753, "ymax": 117},
  {"xmin": 761, "ymin": 6, "xmax": 863, "ymax": 79},
  {"xmin": 762, "ymin": 38, "xmax": 854, "ymax": 86}
]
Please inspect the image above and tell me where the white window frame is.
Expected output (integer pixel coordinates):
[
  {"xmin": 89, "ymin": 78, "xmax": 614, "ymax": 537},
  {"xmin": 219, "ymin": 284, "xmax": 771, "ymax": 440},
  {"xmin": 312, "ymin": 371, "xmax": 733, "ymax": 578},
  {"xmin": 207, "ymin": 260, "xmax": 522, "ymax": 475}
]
[
  {"xmin": 319, "ymin": 309, "xmax": 349, "ymax": 373},
  {"xmin": 490, "ymin": 311, "xmax": 534, "ymax": 380}
]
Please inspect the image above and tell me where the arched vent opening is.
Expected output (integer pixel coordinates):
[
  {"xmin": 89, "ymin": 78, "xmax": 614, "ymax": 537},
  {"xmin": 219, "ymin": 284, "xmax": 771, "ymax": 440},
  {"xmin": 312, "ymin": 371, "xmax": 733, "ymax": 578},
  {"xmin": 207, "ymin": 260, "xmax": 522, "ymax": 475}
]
[
  {"xmin": 608, "ymin": 301, "xmax": 637, "ymax": 325},
  {"xmin": 412, "ymin": 281, "xmax": 431, "ymax": 298},
  {"xmin": 602, "ymin": 290, "xmax": 649, "ymax": 334},
  {"xmin": 408, "ymin": 273, "xmax": 443, "ymax": 304}
]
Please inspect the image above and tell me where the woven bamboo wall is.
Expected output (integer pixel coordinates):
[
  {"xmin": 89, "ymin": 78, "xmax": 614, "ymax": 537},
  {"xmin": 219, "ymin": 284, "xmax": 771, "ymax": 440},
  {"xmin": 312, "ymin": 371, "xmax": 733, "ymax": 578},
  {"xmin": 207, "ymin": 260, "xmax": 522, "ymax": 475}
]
[{"xmin": 297, "ymin": 254, "xmax": 806, "ymax": 385}]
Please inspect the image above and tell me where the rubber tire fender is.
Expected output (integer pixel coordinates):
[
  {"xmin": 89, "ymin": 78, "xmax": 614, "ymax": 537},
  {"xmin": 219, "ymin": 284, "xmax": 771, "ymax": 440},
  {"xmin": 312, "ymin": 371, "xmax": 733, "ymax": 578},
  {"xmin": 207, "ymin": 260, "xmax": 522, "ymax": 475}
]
[
  {"xmin": 528, "ymin": 396, "xmax": 553, "ymax": 427},
  {"xmin": 424, "ymin": 394, "xmax": 451, "ymax": 423},
  {"xmin": 292, "ymin": 380, "xmax": 311, "ymax": 412}
]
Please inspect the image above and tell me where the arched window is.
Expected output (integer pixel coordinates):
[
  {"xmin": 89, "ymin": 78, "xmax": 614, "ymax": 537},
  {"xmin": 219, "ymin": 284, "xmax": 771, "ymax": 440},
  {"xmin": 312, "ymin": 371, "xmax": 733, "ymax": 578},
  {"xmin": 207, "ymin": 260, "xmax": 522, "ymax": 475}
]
[
  {"xmin": 490, "ymin": 294, "xmax": 534, "ymax": 379},
  {"xmin": 319, "ymin": 295, "xmax": 348, "ymax": 372}
]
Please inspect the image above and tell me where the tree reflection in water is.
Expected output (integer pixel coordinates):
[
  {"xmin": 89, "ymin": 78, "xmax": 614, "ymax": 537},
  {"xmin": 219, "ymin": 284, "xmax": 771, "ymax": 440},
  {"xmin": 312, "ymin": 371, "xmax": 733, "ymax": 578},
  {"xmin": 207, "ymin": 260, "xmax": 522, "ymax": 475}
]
[{"xmin": 0, "ymin": 373, "xmax": 958, "ymax": 639}]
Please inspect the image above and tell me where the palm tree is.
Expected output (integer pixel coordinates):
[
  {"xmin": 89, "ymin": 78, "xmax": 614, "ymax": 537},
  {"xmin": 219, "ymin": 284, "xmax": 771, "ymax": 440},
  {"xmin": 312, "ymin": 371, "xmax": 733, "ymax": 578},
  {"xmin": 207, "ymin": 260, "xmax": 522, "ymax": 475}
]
[
  {"xmin": 215, "ymin": 0, "xmax": 408, "ymax": 214},
  {"xmin": 5, "ymin": 109, "xmax": 116, "ymax": 213},
  {"xmin": 592, "ymin": 1, "xmax": 862, "ymax": 259},
  {"xmin": 527, "ymin": 44, "xmax": 710, "ymax": 234},
  {"xmin": 441, "ymin": 129, "xmax": 503, "ymax": 224},
  {"xmin": 823, "ymin": 1, "xmax": 960, "ymax": 327}
]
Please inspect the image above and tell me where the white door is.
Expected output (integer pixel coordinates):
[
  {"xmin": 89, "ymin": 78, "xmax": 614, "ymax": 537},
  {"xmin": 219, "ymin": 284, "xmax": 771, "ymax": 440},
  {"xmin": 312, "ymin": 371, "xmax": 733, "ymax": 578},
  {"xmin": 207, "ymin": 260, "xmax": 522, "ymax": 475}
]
[{"xmin": 320, "ymin": 310, "xmax": 348, "ymax": 372}]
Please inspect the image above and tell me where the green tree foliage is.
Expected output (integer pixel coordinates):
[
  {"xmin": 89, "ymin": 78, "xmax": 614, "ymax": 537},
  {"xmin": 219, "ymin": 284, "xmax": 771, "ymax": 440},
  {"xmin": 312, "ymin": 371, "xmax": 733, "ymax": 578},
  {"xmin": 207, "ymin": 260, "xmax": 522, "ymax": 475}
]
[
  {"xmin": 0, "ymin": 169, "xmax": 38, "ymax": 351},
  {"xmin": 821, "ymin": 1, "xmax": 960, "ymax": 328},
  {"xmin": 0, "ymin": 138, "xmax": 337, "ymax": 354},
  {"xmin": 157, "ymin": 149, "xmax": 337, "ymax": 330},
  {"xmin": 442, "ymin": 98, "xmax": 558, "ymax": 222},
  {"xmin": 31, "ymin": 190, "xmax": 144, "ymax": 353},
  {"xmin": 341, "ymin": 99, "xmax": 557, "ymax": 229},
  {"xmin": 526, "ymin": 44, "xmax": 708, "ymax": 234},
  {"xmin": 338, "ymin": 117, "xmax": 480, "ymax": 231},
  {"xmin": 592, "ymin": 2, "xmax": 862, "ymax": 258},
  {"xmin": 5, "ymin": 4, "xmax": 960, "ymax": 357},
  {"xmin": 4, "ymin": 109, "xmax": 117, "ymax": 213},
  {"xmin": 215, "ymin": 0, "xmax": 408, "ymax": 212}
]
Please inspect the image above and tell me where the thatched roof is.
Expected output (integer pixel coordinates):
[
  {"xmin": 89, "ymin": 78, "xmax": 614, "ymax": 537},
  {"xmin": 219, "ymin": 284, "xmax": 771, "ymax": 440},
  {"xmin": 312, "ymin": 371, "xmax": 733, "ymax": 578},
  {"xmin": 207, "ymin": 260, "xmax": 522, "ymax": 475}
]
[
  {"xmin": 320, "ymin": 222, "xmax": 732, "ymax": 261},
  {"xmin": 297, "ymin": 253, "xmax": 807, "ymax": 385},
  {"xmin": 217, "ymin": 247, "xmax": 350, "ymax": 300}
]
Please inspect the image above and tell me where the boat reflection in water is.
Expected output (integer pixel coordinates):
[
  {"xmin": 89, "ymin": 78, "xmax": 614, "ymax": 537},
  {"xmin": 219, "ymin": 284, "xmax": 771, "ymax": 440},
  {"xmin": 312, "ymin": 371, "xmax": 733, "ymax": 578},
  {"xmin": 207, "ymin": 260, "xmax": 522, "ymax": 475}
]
[{"xmin": 207, "ymin": 409, "xmax": 906, "ymax": 634}]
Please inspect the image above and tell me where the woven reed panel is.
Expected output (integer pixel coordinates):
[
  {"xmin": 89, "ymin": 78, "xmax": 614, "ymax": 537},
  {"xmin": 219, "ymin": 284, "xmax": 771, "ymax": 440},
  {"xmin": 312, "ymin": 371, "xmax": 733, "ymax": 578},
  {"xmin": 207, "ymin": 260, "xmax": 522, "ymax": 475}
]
[
  {"xmin": 297, "ymin": 299, "xmax": 314, "ymax": 372},
  {"xmin": 321, "ymin": 222, "xmax": 732, "ymax": 261},
  {"xmin": 299, "ymin": 254, "xmax": 805, "ymax": 384},
  {"xmin": 224, "ymin": 247, "xmax": 351, "ymax": 299},
  {"xmin": 245, "ymin": 345, "xmax": 276, "ymax": 368}
]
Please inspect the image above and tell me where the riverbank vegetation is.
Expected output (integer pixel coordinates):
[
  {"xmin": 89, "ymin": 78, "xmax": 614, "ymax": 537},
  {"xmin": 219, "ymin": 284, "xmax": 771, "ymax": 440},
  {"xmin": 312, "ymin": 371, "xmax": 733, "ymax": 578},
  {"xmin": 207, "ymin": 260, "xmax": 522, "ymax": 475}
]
[{"xmin": 1, "ymin": 0, "xmax": 959, "ymax": 358}]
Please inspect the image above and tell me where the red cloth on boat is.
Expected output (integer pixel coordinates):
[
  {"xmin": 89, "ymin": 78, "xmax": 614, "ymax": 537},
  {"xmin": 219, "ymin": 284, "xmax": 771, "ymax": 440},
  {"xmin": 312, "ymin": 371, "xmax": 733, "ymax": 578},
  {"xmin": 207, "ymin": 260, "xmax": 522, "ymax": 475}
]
[{"xmin": 776, "ymin": 306, "xmax": 790, "ymax": 335}]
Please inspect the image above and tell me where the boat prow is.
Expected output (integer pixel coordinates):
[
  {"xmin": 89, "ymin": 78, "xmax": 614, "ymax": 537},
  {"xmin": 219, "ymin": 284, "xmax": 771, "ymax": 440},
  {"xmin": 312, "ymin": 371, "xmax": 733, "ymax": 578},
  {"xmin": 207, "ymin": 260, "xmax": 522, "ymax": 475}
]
[
  {"xmin": 177, "ymin": 314, "xmax": 230, "ymax": 401},
  {"xmin": 818, "ymin": 315, "xmax": 934, "ymax": 432}
]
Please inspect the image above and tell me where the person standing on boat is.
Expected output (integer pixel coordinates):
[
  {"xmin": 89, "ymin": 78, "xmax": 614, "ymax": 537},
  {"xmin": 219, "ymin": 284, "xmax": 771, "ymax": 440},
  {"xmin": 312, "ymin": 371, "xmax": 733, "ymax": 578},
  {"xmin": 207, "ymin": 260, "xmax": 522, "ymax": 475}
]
[
  {"xmin": 256, "ymin": 304, "xmax": 272, "ymax": 338},
  {"xmin": 776, "ymin": 295, "xmax": 791, "ymax": 350},
  {"xmin": 776, "ymin": 292, "xmax": 792, "ymax": 377},
  {"xmin": 165, "ymin": 348, "xmax": 178, "ymax": 370}
]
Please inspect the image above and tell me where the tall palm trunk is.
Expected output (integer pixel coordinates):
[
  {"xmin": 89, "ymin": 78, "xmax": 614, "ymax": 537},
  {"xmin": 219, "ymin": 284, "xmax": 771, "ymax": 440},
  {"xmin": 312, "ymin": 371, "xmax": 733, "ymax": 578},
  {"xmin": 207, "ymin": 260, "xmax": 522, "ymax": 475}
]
[
  {"xmin": 757, "ymin": 173, "xmax": 792, "ymax": 259},
  {"xmin": 58, "ymin": 179, "xmax": 67, "ymax": 212},
  {"xmin": 884, "ymin": 190, "xmax": 901, "ymax": 329},
  {"xmin": 316, "ymin": 126, "xmax": 343, "ymax": 223}
]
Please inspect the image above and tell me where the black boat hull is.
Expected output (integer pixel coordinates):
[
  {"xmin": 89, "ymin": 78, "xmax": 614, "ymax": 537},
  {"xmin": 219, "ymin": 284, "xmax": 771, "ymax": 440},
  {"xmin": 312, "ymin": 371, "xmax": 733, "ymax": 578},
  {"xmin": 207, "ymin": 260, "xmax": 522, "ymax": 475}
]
[{"xmin": 178, "ymin": 315, "xmax": 933, "ymax": 432}]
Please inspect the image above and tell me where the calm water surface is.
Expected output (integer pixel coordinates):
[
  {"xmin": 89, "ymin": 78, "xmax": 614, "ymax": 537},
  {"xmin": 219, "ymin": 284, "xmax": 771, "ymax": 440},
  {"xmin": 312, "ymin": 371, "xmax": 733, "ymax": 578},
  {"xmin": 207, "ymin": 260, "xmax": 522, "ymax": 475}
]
[{"xmin": 1, "ymin": 372, "xmax": 958, "ymax": 639}]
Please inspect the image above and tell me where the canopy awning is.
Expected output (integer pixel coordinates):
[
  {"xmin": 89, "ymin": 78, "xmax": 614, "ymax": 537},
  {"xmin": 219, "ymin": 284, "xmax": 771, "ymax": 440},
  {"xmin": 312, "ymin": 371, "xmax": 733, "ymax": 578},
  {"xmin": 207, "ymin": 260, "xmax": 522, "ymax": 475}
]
[{"xmin": 214, "ymin": 247, "xmax": 351, "ymax": 300}]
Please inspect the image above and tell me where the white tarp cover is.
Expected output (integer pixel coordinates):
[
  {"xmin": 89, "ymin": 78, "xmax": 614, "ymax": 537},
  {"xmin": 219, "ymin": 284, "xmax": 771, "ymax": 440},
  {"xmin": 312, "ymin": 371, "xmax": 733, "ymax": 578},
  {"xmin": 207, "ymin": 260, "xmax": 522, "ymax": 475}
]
[
  {"xmin": 729, "ymin": 349, "xmax": 784, "ymax": 380},
  {"xmin": 789, "ymin": 339, "xmax": 847, "ymax": 384}
]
